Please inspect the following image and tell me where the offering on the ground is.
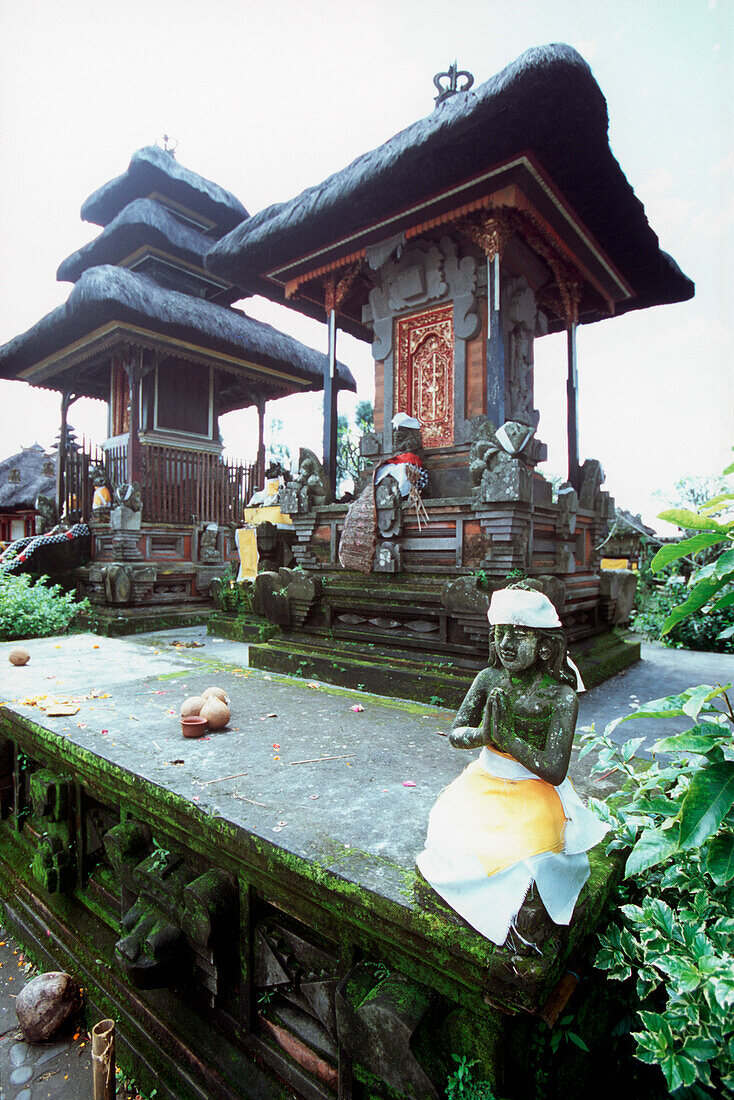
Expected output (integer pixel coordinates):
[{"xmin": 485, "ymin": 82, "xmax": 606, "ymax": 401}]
[
  {"xmin": 180, "ymin": 695, "xmax": 206, "ymax": 717},
  {"xmin": 15, "ymin": 970, "xmax": 82, "ymax": 1041},
  {"xmin": 200, "ymin": 696, "xmax": 230, "ymax": 729},
  {"xmin": 182, "ymin": 715, "xmax": 208, "ymax": 738},
  {"xmin": 417, "ymin": 582, "xmax": 607, "ymax": 945},
  {"xmin": 8, "ymin": 646, "xmax": 30, "ymax": 666},
  {"xmin": 202, "ymin": 686, "xmax": 229, "ymax": 704}
]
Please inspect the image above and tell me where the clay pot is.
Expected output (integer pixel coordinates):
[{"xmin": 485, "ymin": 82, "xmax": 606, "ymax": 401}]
[
  {"xmin": 16, "ymin": 971, "xmax": 82, "ymax": 1041},
  {"xmin": 181, "ymin": 716, "xmax": 208, "ymax": 738},
  {"xmin": 180, "ymin": 695, "xmax": 206, "ymax": 718},
  {"xmin": 8, "ymin": 647, "xmax": 30, "ymax": 666},
  {"xmin": 202, "ymin": 686, "xmax": 229, "ymax": 705},
  {"xmin": 200, "ymin": 697, "xmax": 230, "ymax": 730}
]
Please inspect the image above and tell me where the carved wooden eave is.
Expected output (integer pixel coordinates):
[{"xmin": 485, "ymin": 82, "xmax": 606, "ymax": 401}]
[
  {"xmin": 261, "ymin": 155, "xmax": 633, "ymax": 334},
  {"xmin": 16, "ymin": 321, "xmax": 315, "ymax": 404}
]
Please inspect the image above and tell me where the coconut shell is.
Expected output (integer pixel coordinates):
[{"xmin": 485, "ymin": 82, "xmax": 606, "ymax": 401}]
[
  {"xmin": 180, "ymin": 695, "xmax": 206, "ymax": 718},
  {"xmin": 16, "ymin": 971, "xmax": 82, "ymax": 1041},
  {"xmin": 8, "ymin": 647, "xmax": 30, "ymax": 666},
  {"xmin": 200, "ymin": 696, "xmax": 231, "ymax": 730},
  {"xmin": 202, "ymin": 686, "xmax": 229, "ymax": 705}
]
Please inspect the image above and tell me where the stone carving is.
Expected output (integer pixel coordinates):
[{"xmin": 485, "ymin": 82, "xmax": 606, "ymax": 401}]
[
  {"xmin": 417, "ymin": 582, "xmax": 607, "ymax": 946},
  {"xmin": 373, "ymin": 541, "xmax": 402, "ymax": 573},
  {"xmin": 102, "ymin": 563, "xmax": 135, "ymax": 604},
  {"xmin": 110, "ymin": 483, "xmax": 142, "ymax": 531},
  {"xmin": 375, "ymin": 475, "xmax": 403, "ymax": 538},
  {"xmin": 600, "ymin": 568, "xmax": 638, "ymax": 625},
  {"xmin": 252, "ymin": 570, "xmax": 291, "ymax": 626},
  {"xmin": 578, "ymin": 459, "xmax": 605, "ymax": 511},
  {"xmin": 469, "ymin": 418, "xmax": 545, "ymax": 504},
  {"xmin": 503, "ymin": 275, "xmax": 540, "ymax": 429},
  {"xmin": 91, "ymin": 464, "xmax": 112, "ymax": 512},
  {"xmin": 103, "ymin": 821, "xmax": 237, "ymax": 998},
  {"xmin": 199, "ymin": 523, "xmax": 220, "ymax": 564},
  {"xmin": 556, "ymin": 484, "xmax": 579, "ymax": 538},
  {"xmin": 335, "ymin": 961, "xmax": 438, "ymax": 1099},
  {"xmin": 29, "ymin": 770, "xmax": 74, "ymax": 894},
  {"xmin": 282, "ymin": 449, "xmax": 332, "ymax": 514},
  {"xmin": 363, "ymin": 237, "xmax": 478, "ymax": 361}
]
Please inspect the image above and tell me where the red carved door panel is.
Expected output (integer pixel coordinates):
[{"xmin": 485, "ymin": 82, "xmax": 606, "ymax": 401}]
[{"xmin": 395, "ymin": 306, "xmax": 454, "ymax": 447}]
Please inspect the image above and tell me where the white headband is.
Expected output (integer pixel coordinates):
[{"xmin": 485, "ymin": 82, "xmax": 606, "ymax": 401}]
[{"xmin": 487, "ymin": 588, "xmax": 562, "ymax": 629}]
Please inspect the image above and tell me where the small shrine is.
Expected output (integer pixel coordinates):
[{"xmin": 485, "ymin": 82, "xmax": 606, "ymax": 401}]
[
  {"xmin": 207, "ymin": 44, "xmax": 693, "ymax": 685},
  {"xmin": 0, "ymin": 145, "xmax": 354, "ymax": 623}
]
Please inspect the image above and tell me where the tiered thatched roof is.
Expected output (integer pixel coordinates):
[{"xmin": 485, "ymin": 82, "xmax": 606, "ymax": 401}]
[{"xmin": 0, "ymin": 445, "xmax": 54, "ymax": 510}]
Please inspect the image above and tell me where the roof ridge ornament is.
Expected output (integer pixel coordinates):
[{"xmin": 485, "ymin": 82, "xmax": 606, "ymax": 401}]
[
  {"xmin": 159, "ymin": 134, "xmax": 178, "ymax": 158},
  {"xmin": 433, "ymin": 62, "xmax": 474, "ymax": 107}
]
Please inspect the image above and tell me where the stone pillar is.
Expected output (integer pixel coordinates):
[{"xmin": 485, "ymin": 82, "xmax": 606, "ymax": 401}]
[{"xmin": 123, "ymin": 349, "xmax": 143, "ymax": 488}]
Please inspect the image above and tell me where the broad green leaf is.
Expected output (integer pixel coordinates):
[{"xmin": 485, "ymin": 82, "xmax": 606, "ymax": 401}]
[
  {"xmin": 679, "ymin": 762, "xmax": 734, "ymax": 849},
  {"xmin": 714, "ymin": 548, "xmax": 734, "ymax": 577},
  {"xmin": 706, "ymin": 832, "xmax": 734, "ymax": 884},
  {"xmin": 700, "ymin": 492, "xmax": 734, "ymax": 512},
  {"xmin": 717, "ymin": 624, "xmax": 734, "ymax": 641},
  {"xmin": 651, "ymin": 532, "xmax": 727, "ymax": 571},
  {"xmin": 568, "ymin": 1032, "xmax": 589, "ymax": 1052},
  {"xmin": 653, "ymin": 726, "xmax": 729, "ymax": 755},
  {"xmin": 626, "ymin": 825, "xmax": 680, "ymax": 877},
  {"xmin": 657, "ymin": 508, "xmax": 725, "ymax": 533},
  {"xmin": 662, "ymin": 577, "xmax": 728, "ymax": 634},
  {"xmin": 712, "ymin": 591, "xmax": 734, "ymax": 611},
  {"xmin": 621, "ymin": 685, "xmax": 725, "ymax": 721},
  {"xmin": 682, "ymin": 684, "xmax": 723, "ymax": 721}
]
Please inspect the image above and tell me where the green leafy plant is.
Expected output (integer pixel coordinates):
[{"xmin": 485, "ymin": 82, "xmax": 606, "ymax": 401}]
[
  {"xmin": 581, "ymin": 679, "xmax": 734, "ymax": 1097},
  {"xmin": 445, "ymin": 1054, "xmax": 496, "ymax": 1099},
  {"xmin": 650, "ymin": 447, "xmax": 734, "ymax": 642},
  {"xmin": 0, "ymin": 573, "xmax": 88, "ymax": 641},
  {"xmin": 429, "ymin": 695, "xmax": 446, "ymax": 707}
]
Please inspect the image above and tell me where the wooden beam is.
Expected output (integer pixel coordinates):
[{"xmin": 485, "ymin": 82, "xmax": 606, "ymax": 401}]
[
  {"xmin": 256, "ymin": 398, "xmax": 266, "ymax": 485},
  {"xmin": 124, "ymin": 350, "xmax": 143, "ymax": 487},
  {"xmin": 55, "ymin": 389, "xmax": 74, "ymax": 520},
  {"xmin": 323, "ymin": 307, "xmax": 338, "ymax": 494},
  {"xmin": 486, "ymin": 255, "xmax": 505, "ymax": 427},
  {"xmin": 566, "ymin": 322, "xmax": 580, "ymax": 489}
]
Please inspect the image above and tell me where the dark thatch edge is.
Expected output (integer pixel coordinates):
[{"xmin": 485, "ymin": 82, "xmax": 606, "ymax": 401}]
[
  {"xmin": 57, "ymin": 198, "xmax": 226, "ymax": 284},
  {"xmin": 0, "ymin": 266, "xmax": 355, "ymax": 392},
  {"xmin": 0, "ymin": 445, "xmax": 55, "ymax": 509},
  {"xmin": 81, "ymin": 145, "xmax": 249, "ymax": 233},
  {"xmin": 206, "ymin": 43, "xmax": 693, "ymax": 331}
]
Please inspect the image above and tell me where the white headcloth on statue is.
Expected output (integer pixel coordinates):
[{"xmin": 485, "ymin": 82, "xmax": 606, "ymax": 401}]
[{"xmin": 487, "ymin": 587, "xmax": 562, "ymax": 629}]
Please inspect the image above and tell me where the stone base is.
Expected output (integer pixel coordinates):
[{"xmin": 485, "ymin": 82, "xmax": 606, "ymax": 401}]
[
  {"xmin": 210, "ymin": 619, "xmax": 640, "ymax": 706},
  {"xmin": 84, "ymin": 603, "xmax": 213, "ymax": 636},
  {"xmin": 0, "ymin": 636, "xmax": 624, "ymax": 1100}
]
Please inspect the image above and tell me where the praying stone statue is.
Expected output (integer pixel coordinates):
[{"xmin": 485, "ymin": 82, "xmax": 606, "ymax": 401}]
[{"xmin": 417, "ymin": 582, "xmax": 607, "ymax": 945}]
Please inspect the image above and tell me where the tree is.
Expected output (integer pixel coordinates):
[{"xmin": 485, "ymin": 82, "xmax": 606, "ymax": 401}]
[
  {"xmin": 265, "ymin": 415, "xmax": 292, "ymax": 471},
  {"xmin": 336, "ymin": 401, "xmax": 374, "ymax": 492}
]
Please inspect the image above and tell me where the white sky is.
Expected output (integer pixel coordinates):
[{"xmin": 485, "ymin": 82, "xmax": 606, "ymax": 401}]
[{"xmin": 0, "ymin": 0, "xmax": 732, "ymax": 531}]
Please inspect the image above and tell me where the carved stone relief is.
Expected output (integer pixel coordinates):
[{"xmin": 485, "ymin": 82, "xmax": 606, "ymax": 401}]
[{"xmin": 502, "ymin": 274, "xmax": 540, "ymax": 429}]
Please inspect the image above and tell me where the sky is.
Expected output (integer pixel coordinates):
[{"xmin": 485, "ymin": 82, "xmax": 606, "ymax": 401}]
[{"xmin": 0, "ymin": 0, "xmax": 731, "ymax": 531}]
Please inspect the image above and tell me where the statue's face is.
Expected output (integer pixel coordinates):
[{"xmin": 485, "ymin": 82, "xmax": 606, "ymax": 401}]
[{"xmin": 494, "ymin": 625, "xmax": 539, "ymax": 672}]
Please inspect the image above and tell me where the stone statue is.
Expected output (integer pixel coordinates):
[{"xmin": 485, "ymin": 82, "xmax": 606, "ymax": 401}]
[
  {"xmin": 288, "ymin": 448, "xmax": 332, "ymax": 511},
  {"xmin": 110, "ymin": 483, "xmax": 142, "ymax": 531},
  {"xmin": 417, "ymin": 582, "xmax": 607, "ymax": 945},
  {"xmin": 91, "ymin": 464, "xmax": 112, "ymax": 513}
]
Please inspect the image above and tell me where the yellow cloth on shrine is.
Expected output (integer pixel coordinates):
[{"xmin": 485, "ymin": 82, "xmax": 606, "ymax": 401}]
[
  {"xmin": 601, "ymin": 558, "xmax": 635, "ymax": 571},
  {"xmin": 235, "ymin": 528, "xmax": 259, "ymax": 582},
  {"xmin": 92, "ymin": 486, "xmax": 111, "ymax": 509},
  {"xmin": 426, "ymin": 753, "xmax": 566, "ymax": 878},
  {"xmin": 242, "ymin": 506, "xmax": 292, "ymax": 526}
]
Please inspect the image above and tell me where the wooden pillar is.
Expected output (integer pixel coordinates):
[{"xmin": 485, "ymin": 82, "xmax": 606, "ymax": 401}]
[
  {"xmin": 566, "ymin": 322, "xmax": 580, "ymax": 490},
  {"xmin": 256, "ymin": 398, "xmax": 266, "ymax": 484},
  {"xmin": 124, "ymin": 350, "xmax": 143, "ymax": 487},
  {"xmin": 55, "ymin": 389, "xmax": 73, "ymax": 520},
  {"xmin": 323, "ymin": 278, "xmax": 339, "ymax": 495},
  {"xmin": 486, "ymin": 254, "xmax": 505, "ymax": 428}
]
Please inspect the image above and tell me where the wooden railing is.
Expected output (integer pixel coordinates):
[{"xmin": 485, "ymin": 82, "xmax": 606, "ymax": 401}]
[
  {"xmin": 140, "ymin": 444, "xmax": 257, "ymax": 525},
  {"xmin": 62, "ymin": 439, "xmax": 257, "ymax": 527}
]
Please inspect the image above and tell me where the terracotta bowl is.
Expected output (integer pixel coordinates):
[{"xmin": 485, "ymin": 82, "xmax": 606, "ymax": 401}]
[{"xmin": 181, "ymin": 716, "xmax": 208, "ymax": 738}]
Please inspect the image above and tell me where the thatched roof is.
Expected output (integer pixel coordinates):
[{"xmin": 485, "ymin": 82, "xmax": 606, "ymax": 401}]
[
  {"xmin": 81, "ymin": 145, "xmax": 248, "ymax": 232},
  {"xmin": 57, "ymin": 198, "xmax": 220, "ymax": 284},
  {"xmin": 0, "ymin": 444, "xmax": 54, "ymax": 510},
  {"xmin": 0, "ymin": 265, "xmax": 355, "ymax": 393},
  {"xmin": 207, "ymin": 43, "xmax": 693, "ymax": 336}
]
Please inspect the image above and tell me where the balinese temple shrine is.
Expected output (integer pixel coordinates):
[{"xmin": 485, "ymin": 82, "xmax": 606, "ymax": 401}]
[
  {"xmin": 0, "ymin": 144, "xmax": 354, "ymax": 626},
  {"xmin": 207, "ymin": 44, "xmax": 693, "ymax": 690}
]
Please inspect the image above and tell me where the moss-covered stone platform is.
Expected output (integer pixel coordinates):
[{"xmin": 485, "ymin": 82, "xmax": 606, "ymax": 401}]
[{"xmin": 0, "ymin": 635, "xmax": 622, "ymax": 1100}]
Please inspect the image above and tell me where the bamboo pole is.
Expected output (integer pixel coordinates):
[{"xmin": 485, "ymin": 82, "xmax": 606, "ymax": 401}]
[{"xmin": 91, "ymin": 1018, "xmax": 116, "ymax": 1100}]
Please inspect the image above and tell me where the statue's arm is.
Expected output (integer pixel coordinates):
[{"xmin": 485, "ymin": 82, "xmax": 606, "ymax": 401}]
[
  {"xmin": 449, "ymin": 673, "xmax": 492, "ymax": 749},
  {"xmin": 493, "ymin": 687, "xmax": 578, "ymax": 786}
]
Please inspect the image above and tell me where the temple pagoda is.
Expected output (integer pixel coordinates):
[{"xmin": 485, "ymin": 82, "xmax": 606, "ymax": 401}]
[
  {"xmin": 0, "ymin": 144, "xmax": 354, "ymax": 621},
  {"xmin": 205, "ymin": 44, "xmax": 693, "ymax": 688}
]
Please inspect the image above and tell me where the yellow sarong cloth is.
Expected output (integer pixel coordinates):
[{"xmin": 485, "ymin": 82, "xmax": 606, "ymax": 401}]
[{"xmin": 427, "ymin": 753, "xmax": 566, "ymax": 878}]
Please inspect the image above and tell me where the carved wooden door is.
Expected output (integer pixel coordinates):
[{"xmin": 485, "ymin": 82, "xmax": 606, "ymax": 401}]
[{"xmin": 395, "ymin": 306, "xmax": 454, "ymax": 447}]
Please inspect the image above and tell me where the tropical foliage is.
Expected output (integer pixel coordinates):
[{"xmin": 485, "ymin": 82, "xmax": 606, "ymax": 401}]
[{"xmin": 0, "ymin": 573, "xmax": 87, "ymax": 641}]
